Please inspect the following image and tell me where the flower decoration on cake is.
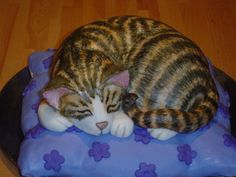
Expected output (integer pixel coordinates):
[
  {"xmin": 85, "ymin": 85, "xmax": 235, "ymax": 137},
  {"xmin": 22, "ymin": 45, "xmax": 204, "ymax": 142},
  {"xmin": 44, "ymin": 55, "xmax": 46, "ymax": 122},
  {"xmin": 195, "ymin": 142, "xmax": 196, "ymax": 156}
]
[
  {"xmin": 223, "ymin": 134, "xmax": 236, "ymax": 150},
  {"xmin": 42, "ymin": 56, "xmax": 53, "ymax": 69},
  {"xmin": 135, "ymin": 162, "xmax": 157, "ymax": 177},
  {"xmin": 177, "ymin": 144, "xmax": 197, "ymax": 165},
  {"xmin": 31, "ymin": 102, "xmax": 40, "ymax": 114},
  {"xmin": 25, "ymin": 123, "xmax": 46, "ymax": 139},
  {"xmin": 43, "ymin": 150, "xmax": 65, "ymax": 172},
  {"xmin": 88, "ymin": 142, "xmax": 111, "ymax": 162},
  {"xmin": 22, "ymin": 80, "xmax": 37, "ymax": 96},
  {"xmin": 134, "ymin": 127, "xmax": 153, "ymax": 144}
]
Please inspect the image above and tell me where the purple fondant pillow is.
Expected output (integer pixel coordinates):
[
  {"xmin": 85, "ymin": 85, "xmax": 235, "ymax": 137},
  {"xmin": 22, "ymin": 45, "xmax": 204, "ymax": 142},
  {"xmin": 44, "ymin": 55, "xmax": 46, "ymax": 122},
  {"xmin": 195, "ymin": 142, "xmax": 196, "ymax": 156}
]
[{"xmin": 18, "ymin": 50, "xmax": 236, "ymax": 177}]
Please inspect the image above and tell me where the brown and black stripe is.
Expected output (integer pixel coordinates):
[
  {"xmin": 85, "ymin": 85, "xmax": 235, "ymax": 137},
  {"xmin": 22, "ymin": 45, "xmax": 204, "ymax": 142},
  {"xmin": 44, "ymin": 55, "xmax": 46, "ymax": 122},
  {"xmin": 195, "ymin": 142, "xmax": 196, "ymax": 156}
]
[{"xmin": 46, "ymin": 16, "xmax": 219, "ymax": 132}]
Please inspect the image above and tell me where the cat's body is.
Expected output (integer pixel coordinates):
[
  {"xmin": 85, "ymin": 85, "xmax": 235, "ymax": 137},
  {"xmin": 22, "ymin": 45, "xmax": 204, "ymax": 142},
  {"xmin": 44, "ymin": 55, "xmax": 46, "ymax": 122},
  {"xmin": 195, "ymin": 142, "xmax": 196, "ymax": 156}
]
[{"xmin": 39, "ymin": 16, "xmax": 219, "ymax": 140}]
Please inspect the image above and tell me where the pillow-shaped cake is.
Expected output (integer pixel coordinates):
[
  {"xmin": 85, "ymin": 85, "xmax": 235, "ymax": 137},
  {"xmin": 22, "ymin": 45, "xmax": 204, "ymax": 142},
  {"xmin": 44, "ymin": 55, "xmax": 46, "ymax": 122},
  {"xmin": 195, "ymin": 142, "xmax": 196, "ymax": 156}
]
[{"xmin": 18, "ymin": 49, "xmax": 236, "ymax": 177}]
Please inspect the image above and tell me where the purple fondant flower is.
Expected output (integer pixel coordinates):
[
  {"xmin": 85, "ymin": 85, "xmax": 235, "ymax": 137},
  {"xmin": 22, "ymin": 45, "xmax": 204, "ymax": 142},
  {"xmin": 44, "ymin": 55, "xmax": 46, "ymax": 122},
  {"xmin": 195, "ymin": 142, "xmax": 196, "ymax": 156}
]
[
  {"xmin": 31, "ymin": 102, "xmax": 40, "ymax": 114},
  {"xmin": 134, "ymin": 127, "xmax": 153, "ymax": 144},
  {"xmin": 66, "ymin": 125, "xmax": 82, "ymax": 133},
  {"xmin": 22, "ymin": 80, "xmax": 37, "ymax": 96},
  {"xmin": 42, "ymin": 56, "xmax": 53, "ymax": 69},
  {"xmin": 25, "ymin": 124, "xmax": 46, "ymax": 139},
  {"xmin": 135, "ymin": 162, "xmax": 157, "ymax": 177},
  {"xmin": 219, "ymin": 102, "xmax": 229, "ymax": 119},
  {"xmin": 177, "ymin": 144, "xmax": 197, "ymax": 165},
  {"xmin": 88, "ymin": 142, "xmax": 110, "ymax": 162},
  {"xmin": 223, "ymin": 134, "xmax": 236, "ymax": 150},
  {"xmin": 43, "ymin": 150, "xmax": 65, "ymax": 172}
]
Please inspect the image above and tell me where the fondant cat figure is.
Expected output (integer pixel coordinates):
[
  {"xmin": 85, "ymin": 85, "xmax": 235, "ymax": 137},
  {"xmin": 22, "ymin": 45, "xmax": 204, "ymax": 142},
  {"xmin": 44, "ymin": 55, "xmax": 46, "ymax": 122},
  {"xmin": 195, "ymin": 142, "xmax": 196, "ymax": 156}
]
[{"xmin": 38, "ymin": 16, "xmax": 219, "ymax": 140}]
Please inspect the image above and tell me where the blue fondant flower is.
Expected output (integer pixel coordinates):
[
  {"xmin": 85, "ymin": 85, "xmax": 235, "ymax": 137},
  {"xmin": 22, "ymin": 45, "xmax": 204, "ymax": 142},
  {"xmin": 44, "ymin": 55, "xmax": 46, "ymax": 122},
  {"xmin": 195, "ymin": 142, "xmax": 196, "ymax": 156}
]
[
  {"xmin": 43, "ymin": 150, "xmax": 65, "ymax": 172},
  {"xmin": 135, "ymin": 162, "xmax": 157, "ymax": 177},
  {"xmin": 22, "ymin": 80, "xmax": 37, "ymax": 96},
  {"xmin": 134, "ymin": 127, "xmax": 153, "ymax": 144},
  {"xmin": 66, "ymin": 125, "xmax": 82, "ymax": 133},
  {"xmin": 177, "ymin": 144, "xmax": 197, "ymax": 165},
  {"xmin": 223, "ymin": 134, "xmax": 236, "ymax": 150},
  {"xmin": 42, "ymin": 56, "xmax": 53, "ymax": 69},
  {"xmin": 25, "ymin": 124, "xmax": 46, "ymax": 139},
  {"xmin": 88, "ymin": 142, "xmax": 110, "ymax": 162}
]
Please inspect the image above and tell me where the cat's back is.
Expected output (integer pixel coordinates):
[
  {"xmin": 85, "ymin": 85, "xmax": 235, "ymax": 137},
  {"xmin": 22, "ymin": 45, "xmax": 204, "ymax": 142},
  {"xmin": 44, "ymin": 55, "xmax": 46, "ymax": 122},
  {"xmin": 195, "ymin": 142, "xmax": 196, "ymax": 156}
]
[
  {"xmin": 56, "ymin": 16, "xmax": 178, "ymax": 62},
  {"xmin": 126, "ymin": 24, "xmax": 214, "ymax": 111}
]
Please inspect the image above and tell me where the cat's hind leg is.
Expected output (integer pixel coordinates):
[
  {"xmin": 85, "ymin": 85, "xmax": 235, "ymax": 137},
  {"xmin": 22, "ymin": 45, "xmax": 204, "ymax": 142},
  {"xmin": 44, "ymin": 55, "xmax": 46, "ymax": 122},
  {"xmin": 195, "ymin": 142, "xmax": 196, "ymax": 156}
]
[{"xmin": 38, "ymin": 101, "xmax": 73, "ymax": 132}]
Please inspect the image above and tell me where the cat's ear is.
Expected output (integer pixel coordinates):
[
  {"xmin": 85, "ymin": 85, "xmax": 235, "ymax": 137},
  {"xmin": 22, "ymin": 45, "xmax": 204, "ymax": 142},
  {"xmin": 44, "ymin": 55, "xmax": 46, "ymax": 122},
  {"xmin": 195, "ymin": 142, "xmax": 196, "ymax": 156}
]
[
  {"xmin": 106, "ymin": 70, "xmax": 129, "ymax": 88},
  {"xmin": 42, "ymin": 87, "xmax": 73, "ymax": 109}
]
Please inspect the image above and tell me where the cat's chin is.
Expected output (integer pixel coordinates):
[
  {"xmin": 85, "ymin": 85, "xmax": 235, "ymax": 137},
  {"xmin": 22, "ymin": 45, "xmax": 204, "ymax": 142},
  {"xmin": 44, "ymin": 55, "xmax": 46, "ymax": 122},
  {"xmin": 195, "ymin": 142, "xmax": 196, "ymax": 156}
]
[
  {"xmin": 77, "ymin": 126, "xmax": 102, "ymax": 136},
  {"xmin": 71, "ymin": 120, "xmax": 111, "ymax": 136},
  {"xmin": 79, "ymin": 128, "xmax": 110, "ymax": 136},
  {"xmin": 85, "ymin": 125, "xmax": 111, "ymax": 136},
  {"xmin": 101, "ymin": 128, "xmax": 110, "ymax": 135}
]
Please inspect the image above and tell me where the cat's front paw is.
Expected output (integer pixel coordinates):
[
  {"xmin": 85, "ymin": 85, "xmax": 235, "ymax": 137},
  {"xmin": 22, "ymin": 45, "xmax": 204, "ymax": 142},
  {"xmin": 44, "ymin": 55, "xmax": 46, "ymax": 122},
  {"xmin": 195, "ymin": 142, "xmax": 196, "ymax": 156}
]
[
  {"xmin": 111, "ymin": 112, "xmax": 134, "ymax": 138},
  {"xmin": 148, "ymin": 128, "xmax": 177, "ymax": 141}
]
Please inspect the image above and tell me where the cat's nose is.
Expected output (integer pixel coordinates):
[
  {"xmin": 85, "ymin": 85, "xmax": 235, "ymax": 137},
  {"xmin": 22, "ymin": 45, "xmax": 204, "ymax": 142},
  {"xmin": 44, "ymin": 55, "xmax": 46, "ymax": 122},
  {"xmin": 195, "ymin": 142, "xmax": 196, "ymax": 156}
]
[{"xmin": 96, "ymin": 121, "xmax": 108, "ymax": 130}]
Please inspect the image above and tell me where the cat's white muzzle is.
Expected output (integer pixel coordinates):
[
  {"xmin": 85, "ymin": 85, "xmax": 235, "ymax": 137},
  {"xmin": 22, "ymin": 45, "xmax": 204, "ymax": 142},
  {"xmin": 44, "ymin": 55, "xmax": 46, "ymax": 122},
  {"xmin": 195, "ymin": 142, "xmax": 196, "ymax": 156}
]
[{"xmin": 70, "ymin": 114, "xmax": 114, "ymax": 136}]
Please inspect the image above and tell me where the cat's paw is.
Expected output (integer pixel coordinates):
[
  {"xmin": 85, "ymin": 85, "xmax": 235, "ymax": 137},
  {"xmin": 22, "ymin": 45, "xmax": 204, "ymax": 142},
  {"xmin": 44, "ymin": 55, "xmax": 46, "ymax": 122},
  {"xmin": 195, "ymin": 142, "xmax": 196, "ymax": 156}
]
[
  {"xmin": 111, "ymin": 112, "xmax": 134, "ymax": 137},
  {"xmin": 148, "ymin": 128, "xmax": 177, "ymax": 141}
]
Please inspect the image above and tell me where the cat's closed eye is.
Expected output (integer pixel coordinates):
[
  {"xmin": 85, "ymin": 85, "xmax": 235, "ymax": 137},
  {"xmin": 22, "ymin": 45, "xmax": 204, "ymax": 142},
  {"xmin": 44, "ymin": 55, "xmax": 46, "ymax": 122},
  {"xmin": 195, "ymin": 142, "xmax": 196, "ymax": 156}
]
[
  {"xmin": 76, "ymin": 109, "xmax": 93, "ymax": 115},
  {"xmin": 62, "ymin": 108, "xmax": 92, "ymax": 120}
]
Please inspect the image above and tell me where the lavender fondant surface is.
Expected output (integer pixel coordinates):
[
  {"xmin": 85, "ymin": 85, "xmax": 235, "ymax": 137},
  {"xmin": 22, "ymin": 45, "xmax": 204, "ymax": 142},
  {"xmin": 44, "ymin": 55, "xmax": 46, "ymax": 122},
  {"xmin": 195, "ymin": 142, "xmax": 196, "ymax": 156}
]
[{"xmin": 18, "ymin": 50, "xmax": 236, "ymax": 177}]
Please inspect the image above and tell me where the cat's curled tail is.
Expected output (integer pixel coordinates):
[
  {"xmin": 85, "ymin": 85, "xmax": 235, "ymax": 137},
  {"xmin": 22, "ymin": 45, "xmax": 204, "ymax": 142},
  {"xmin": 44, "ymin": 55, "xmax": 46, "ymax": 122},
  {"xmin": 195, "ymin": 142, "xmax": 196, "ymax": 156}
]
[{"xmin": 122, "ymin": 89, "xmax": 219, "ymax": 132}]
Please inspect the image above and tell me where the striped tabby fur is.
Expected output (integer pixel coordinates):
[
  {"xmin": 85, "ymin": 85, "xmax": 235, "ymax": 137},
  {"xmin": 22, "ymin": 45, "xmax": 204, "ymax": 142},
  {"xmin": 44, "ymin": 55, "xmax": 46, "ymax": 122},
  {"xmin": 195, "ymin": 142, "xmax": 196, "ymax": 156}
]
[{"xmin": 44, "ymin": 16, "xmax": 219, "ymax": 134}]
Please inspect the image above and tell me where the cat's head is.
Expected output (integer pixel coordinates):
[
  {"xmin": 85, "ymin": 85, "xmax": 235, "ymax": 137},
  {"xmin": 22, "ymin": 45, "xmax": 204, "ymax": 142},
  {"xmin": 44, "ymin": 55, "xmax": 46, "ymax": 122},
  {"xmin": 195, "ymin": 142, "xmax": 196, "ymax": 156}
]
[{"xmin": 42, "ymin": 70, "xmax": 129, "ymax": 136}]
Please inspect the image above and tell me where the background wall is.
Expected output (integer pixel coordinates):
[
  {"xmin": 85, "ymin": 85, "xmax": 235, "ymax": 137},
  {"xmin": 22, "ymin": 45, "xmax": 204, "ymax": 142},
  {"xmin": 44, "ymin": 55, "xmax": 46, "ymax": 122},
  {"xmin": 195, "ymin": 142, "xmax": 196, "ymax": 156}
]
[{"xmin": 0, "ymin": 0, "xmax": 236, "ymax": 176}]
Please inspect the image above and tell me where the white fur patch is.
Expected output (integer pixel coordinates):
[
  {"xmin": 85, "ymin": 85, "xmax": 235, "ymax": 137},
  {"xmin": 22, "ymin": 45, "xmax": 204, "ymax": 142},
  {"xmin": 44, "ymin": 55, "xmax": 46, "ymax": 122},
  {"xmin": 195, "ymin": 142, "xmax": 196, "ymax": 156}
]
[
  {"xmin": 71, "ymin": 95, "xmax": 113, "ymax": 136},
  {"xmin": 93, "ymin": 95, "xmax": 108, "ymax": 122}
]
